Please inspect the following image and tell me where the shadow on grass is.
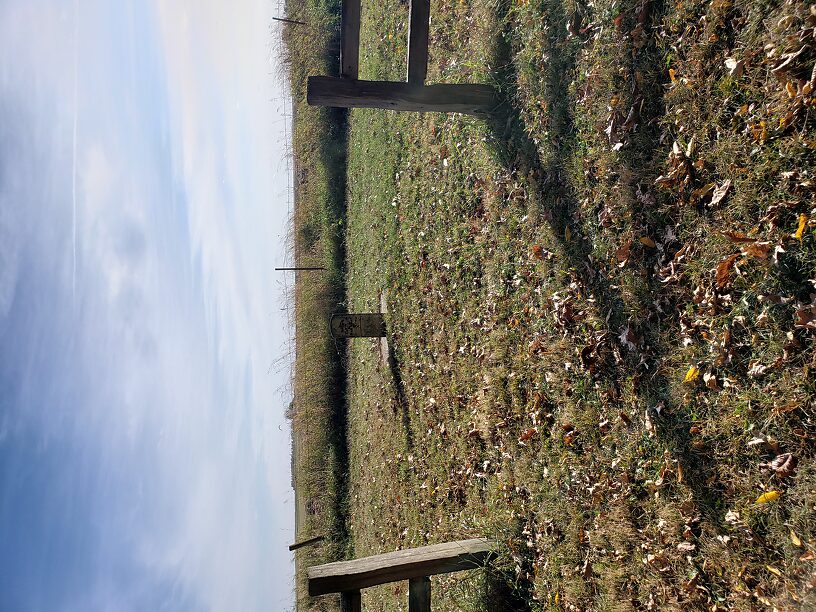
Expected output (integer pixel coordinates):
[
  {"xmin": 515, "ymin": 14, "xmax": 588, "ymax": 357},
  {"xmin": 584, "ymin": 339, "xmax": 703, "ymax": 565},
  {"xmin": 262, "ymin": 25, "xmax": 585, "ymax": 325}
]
[
  {"xmin": 317, "ymin": 102, "xmax": 353, "ymax": 552},
  {"xmin": 386, "ymin": 336, "xmax": 415, "ymax": 450},
  {"xmin": 480, "ymin": 0, "xmax": 736, "ymax": 598}
]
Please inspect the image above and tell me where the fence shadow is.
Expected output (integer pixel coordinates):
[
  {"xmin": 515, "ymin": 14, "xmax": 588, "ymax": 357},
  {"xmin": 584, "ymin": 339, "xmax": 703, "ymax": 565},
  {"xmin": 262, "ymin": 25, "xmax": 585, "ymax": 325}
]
[{"xmin": 481, "ymin": 0, "xmax": 731, "ymax": 565}]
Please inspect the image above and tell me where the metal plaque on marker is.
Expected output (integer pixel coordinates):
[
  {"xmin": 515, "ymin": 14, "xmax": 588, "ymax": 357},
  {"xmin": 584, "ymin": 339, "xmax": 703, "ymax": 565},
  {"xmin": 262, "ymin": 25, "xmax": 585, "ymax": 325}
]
[{"xmin": 330, "ymin": 313, "xmax": 386, "ymax": 338}]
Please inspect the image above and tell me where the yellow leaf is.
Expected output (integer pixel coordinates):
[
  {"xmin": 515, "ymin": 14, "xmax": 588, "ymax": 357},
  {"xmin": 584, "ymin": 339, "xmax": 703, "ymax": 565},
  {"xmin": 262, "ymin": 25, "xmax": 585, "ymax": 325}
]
[
  {"xmin": 756, "ymin": 490, "xmax": 781, "ymax": 504},
  {"xmin": 795, "ymin": 214, "xmax": 808, "ymax": 240},
  {"xmin": 790, "ymin": 530, "xmax": 802, "ymax": 547},
  {"xmin": 640, "ymin": 236, "xmax": 656, "ymax": 248},
  {"xmin": 766, "ymin": 565, "xmax": 783, "ymax": 578},
  {"xmin": 683, "ymin": 366, "xmax": 700, "ymax": 384},
  {"xmin": 669, "ymin": 68, "xmax": 677, "ymax": 83},
  {"xmin": 785, "ymin": 81, "xmax": 796, "ymax": 98}
]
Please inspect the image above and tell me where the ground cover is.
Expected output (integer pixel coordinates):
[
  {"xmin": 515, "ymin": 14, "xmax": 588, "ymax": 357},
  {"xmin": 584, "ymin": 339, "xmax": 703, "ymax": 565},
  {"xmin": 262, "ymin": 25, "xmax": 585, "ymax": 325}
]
[
  {"xmin": 339, "ymin": 0, "xmax": 816, "ymax": 609},
  {"xmin": 282, "ymin": 1, "xmax": 352, "ymax": 609}
]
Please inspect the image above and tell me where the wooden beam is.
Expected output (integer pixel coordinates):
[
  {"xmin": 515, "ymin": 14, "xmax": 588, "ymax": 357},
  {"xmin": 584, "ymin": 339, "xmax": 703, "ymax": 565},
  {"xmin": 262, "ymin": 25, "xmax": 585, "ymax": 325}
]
[
  {"xmin": 340, "ymin": 0, "xmax": 361, "ymax": 78},
  {"xmin": 407, "ymin": 0, "xmax": 430, "ymax": 84},
  {"xmin": 408, "ymin": 577, "xmax": 431, "ymax": 612},
  {"xmin": 307, "ymin": 77, "xmax": 497, "ymax": 115},
  {"xmin": 340, "ymin": 590, "xmax": 361, "ymax": 612},
  {"xmin": 307, "ymin": 538, "xmax": 493, "ymax": 596}
]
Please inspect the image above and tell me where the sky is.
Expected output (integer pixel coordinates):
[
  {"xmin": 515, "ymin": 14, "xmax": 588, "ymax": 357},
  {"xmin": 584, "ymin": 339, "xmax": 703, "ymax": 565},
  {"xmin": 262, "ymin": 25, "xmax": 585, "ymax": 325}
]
[{"xmin": 0, "ymin": 1, "xmax": 296, "ymax": 610}]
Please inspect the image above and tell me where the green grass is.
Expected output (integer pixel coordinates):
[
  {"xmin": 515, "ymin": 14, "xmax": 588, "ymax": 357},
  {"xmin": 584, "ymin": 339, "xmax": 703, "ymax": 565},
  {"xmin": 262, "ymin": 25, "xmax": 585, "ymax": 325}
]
[
  {"xmin": 336, "ymin": 0, "xmax": 816, "ymax": 609},
  {"xmin": 285, "ymin": 0, "xmax": 816, "ymax": 608}
]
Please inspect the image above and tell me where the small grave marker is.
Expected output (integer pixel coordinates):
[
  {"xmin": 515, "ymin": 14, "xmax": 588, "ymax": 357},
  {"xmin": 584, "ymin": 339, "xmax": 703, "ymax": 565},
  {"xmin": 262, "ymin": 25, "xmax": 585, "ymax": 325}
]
[{"xmin": 330, "ymin": 313, "xmax": 386, "ymax": 338}]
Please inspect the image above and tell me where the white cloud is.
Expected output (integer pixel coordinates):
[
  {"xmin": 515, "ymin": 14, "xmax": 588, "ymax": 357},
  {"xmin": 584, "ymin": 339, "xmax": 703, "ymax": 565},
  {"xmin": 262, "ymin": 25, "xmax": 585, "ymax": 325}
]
[{"xmin": 0, "ymin": 0, "xmax": 295, "ymax": 610}]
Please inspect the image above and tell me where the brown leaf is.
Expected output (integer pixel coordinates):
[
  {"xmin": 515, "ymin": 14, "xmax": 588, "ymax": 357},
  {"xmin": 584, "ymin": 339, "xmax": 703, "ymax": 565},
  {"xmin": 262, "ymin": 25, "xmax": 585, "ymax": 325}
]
[
  {"xmin": 715, "ymin": 254, "xmax": 740, "ymax": 288},
  {"xmin": 710, "ymin": 179, "xmax": 732, "ymax": 207},
  {"xmin": 580, "ymin": 343, "xmax": 597, "ymax": 372},
  {"xmin": 615, "ymin": 240, "xmax": 632, "ymax": 265},
  {"xmin": 762, "ymin": 453, "xmax": 798, "ymax": 478},
  {"xmin": 794, "ymin": 302, "xmax": 816, "ymax": 330},
  {"xmin": 677, "ymin": 542, "xmax": 696, "ymax": 553},
  {"xmin": 640, "ymin": 236, "xmax": 656, "ymax": 248},
  {"xmin": 721, "ymin": 230, "xmax": 756, "ymax": 243},
  {"xmin": 725, "ymin": 57, "xmax": 745, "ymax": 78},
  {"xmin": 532, "ymin": 244, "xmax": 545, "ymax": 260},
  {"xmin": 771, "ymin": 45, "xmax": 809, "ymax": 77},
  {"xmin": 647, "ymin": 553, "xmax": 670, "ymax": 571},
  {"xmin": 741, "ymin": 242, "xmax": 772, "ymax": 259},
  {"xmin": 518, "ymin": 428, "xmax": 538, "ymax": 443}
]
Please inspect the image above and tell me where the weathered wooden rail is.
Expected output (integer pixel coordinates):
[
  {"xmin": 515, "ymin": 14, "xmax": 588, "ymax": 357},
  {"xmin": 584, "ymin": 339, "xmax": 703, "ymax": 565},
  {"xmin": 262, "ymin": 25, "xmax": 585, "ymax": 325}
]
[
  {"xmin": 307, "ymin": 538, "xmax": 493, "ymax": 611},
  {"xmin": 307, "ymin": 0, "xmax": 497, "ymax": 115}
]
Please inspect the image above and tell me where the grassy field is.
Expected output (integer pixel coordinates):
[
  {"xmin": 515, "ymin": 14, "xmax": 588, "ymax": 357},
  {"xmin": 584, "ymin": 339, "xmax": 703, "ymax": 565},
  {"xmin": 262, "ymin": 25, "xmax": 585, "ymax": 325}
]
[{"xmin": 288, "ymin": 0, "xmax": 816, "ymax": 609}]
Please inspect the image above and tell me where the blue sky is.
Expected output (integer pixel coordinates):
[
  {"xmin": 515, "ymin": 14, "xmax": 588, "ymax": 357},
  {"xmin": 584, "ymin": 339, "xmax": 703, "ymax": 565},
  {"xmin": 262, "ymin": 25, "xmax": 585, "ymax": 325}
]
[{"xmin": 0, "ymin": 1, "xmax": 295, "ymax": 610}]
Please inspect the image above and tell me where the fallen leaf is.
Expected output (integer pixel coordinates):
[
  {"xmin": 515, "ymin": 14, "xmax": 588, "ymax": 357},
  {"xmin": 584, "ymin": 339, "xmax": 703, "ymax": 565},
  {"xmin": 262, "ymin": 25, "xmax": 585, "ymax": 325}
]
[
  {"xmin": 794, "ymin": 302, "xmax": 816, "ymax": 330},
  {"xmin": 791, "ymin": 530, "xmax": 803, "ymax": 547},
  {"xmin": 647, "ymin": 553, "xmax": 670, "ymax": 571},
  {"xmin": 756, "ymin": 490, "xmax": 782, "ymax": 504},
  {"xmin": 640, "ymin": 236, "xmax": 656, "ymax": 248},
  {"xmin": 725, "ymin": 57, "xmax": 745, "ymax": 78},
  {"xmin": 741, "ymin": 242, "xmax": 772, "ymax": 259},
  {"xmin": 766, "ymin": 565, "xmax": 783, "ymax": 578},
  {"xmin": 615, "ymin": 240, "xmax": 632, "ymax": 265},
  {"xmin": 565, "ymin": 226, "xmax": 572, "ymax": 242},
  {"xmin": 532, "ymin": 244, "xmax": 545, "ymax": 260},
  {"xmin": 800, "ymin": 551, "xmax": 815, "ymax": 561},
  {"xmin": 762, "ymin": 453, "xmax": 797, "ymax": 478},
  {"xmin": 748, "ymin": 360, "xmax": 770, "ymax": 378},
  {"xmin": 772, "ymin": 45, "xmax": 809, "ymax": 77},
  {"xmin": 677, "ymin": 542, "xmax": 696, "ymax": 553},
  {"xmin": 795, "ymin": 214, "xmax": 808, "ymax": 240},
  {"xmin": 669, "ymin": 68, "xmax": 677, "ymax": 83},
  {"xmin": 519, "ymin": 428, "xmax": 538, "ymax": 442},
  {"xmin": 683, "ymin": 366, "xmax": 700, "ymax": 384},
  {"xmin": 715, "ymin": 254, "xmax": 740, "ymax": 288},
  {"xmin": 710, "ymin": 180, "xmax": 732, "ymax": 207},
  {"xmin": 721, "ymin": 230, "xmax": 757, "ymax": 243}
]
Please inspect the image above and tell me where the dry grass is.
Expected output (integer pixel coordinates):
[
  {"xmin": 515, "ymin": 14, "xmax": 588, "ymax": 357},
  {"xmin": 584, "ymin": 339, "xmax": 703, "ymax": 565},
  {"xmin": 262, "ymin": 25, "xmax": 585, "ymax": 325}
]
[{"xmin": 282, "ymin": 1, "xmax": 351, "ymax": 610}]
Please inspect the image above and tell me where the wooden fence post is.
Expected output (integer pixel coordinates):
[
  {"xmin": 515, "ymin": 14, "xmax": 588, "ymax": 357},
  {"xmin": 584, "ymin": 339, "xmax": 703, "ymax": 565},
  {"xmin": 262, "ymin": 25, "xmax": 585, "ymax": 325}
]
[
  {"xmin": 340, "ymin": 590, "xmax": 362, "ymax": 612},
  {"xmin": 407, "ymin": 0, "xmax": 430, "ymax": 84},
  {"xmin": 408, "ymin": 576, "xmax": 431, "ymax": 612},
  {"xmin": 340, "ymin": 0, "xmax": 361, "ymax": 78}
]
